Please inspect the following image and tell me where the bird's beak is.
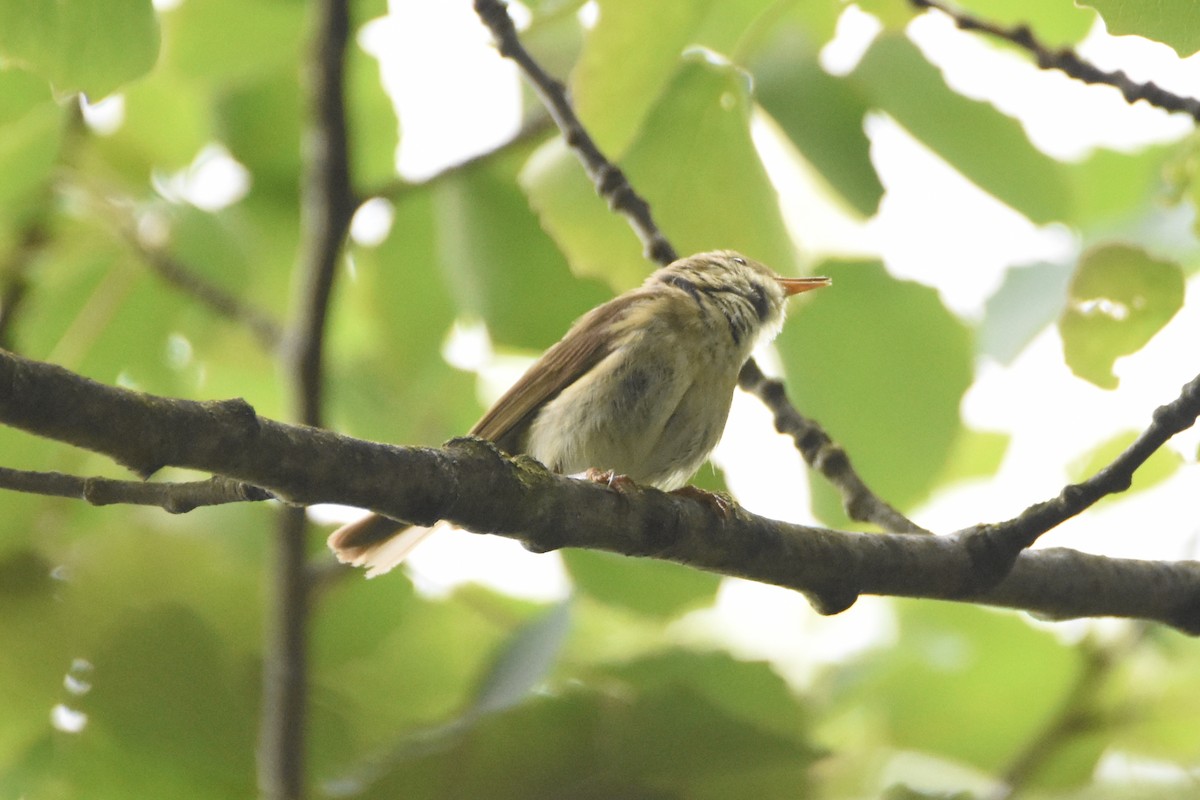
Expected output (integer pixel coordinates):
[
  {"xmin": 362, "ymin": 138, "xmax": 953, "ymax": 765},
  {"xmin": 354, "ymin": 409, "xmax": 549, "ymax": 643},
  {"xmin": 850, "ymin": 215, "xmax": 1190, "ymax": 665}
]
[{"xmin": 777, "ymin": 275, "xmax": 832, "ymax": 296}]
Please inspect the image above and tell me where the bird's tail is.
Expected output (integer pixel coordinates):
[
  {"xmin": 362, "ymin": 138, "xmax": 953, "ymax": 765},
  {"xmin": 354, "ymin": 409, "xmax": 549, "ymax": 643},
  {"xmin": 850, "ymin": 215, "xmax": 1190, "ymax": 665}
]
[{"xmin": 327, "ymin": 513, "xmax": 436, "ymax": 578}]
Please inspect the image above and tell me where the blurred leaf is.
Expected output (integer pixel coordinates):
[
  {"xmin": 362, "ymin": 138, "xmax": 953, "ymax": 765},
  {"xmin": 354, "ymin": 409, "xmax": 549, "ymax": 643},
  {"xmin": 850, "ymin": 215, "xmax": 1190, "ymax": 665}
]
[
  {"xmin": 0, "ymin": 0, "xmax": 159, "ymax": 97},
  {"xmin": 0, "ymin": 91, "xmax": 63, "ymax": 211},
  {"xmin": 348, "ymin": 42, "xmax": 401, "ymax": 191},
  {"xmin": 82, "ymin": 605, "xmax": 257, "ymax": 793},
  {"xmin": 572, "ymin": 0, "xmax": 707, "ymax": 155},
  {"xmin": 953, "ymin": 0, "xmax": 1095, "ymax": 46},
  {"xmin": 218, "ymin": 70, "xmax": 302, "ymax": 200},
  {"xmin": 979, "ymin": 261, "xmax": 1073, "ymax": 363},
  {"xmin": 572, "ymin": 0, "xmax": 784, "ymax": 156},
  {"xmin": 525, "ymin": 53, "xmax": 798, "ymax": 290},
  {"xmin": 853, "ymin": 35, "xmax": 1071, "ymax": 224},
  {"xmin": 1065, "ymin": 143, "xmax": 1176, "ymax": 230},
  {"xmin": 562, "ymin": 549, "xmax": 721, "ymax": 619},
  {"xmin": 1058, "ymin": 244, "xmax": 1184, "ymax": 389},
  {"xmin": 359, "ymin": 650, "xmax": 815, "ymax": 800},
  {"xmin": 835, "ymin": 602, "xmax": 1084, "ymax": 773},
  {"xmin": 752, "ymin": 33, "xmax": 883, "ymax": 216},
  {"xmin": 471, "ymin": 600, "xmax": 571, "ymax": 716},
  {"xmin": 96, "ymin": 74, "xmax": 213, "ymax": 176},
  {"xmin": 775, "ymin": 260, "xmax": 973, "ymax": 520},
  {"xmin": 434, "ymin": 151, "xmax": 612, "ymax": 350},
  {"xmin": 935, "ymin": 427, "xmax": 1009, "ymax": 486},
  {"xmin": 1080, "ymin": 0, "xmax": 1200, "ymax": 57},
  {"xmin": 328, "ymin": 189, "xmax": 480, "ymax": 445},
  {"xmin": 1068, "ymin": 429, "xmax": 1182, "ymax": 496},
  {"xmin": 161, "ymin": 0, "xmax": 303, "ymax": 85}
]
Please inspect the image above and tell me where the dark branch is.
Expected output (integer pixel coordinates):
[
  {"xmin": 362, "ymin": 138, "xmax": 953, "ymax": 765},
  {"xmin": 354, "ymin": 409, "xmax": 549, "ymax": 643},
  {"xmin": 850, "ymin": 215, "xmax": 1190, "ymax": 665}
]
[
  {"xmin": 961, "ymin": 372, "xmax": 1200, "ymax": 583},
  {"xmin": 3, "ymin": 349, "xmax": 1198, "ymax": 634},
  {"xmin": 260, "ymin": 0, "xmax": 355, "ymax": 797},
  {"xmin": 473, "ymin": 0, "xmax": 677, "ymax": 266},
  {"xmin": 471, "ymin": 0, "xmax": 924, "ymax": 535},
  {"xmin": 912, "ymin": 0, "xmax": 1200, "ymax": 122},
  {"xmin": 0, "ymin": 466, "xmax": 271, "ymax": 512}
]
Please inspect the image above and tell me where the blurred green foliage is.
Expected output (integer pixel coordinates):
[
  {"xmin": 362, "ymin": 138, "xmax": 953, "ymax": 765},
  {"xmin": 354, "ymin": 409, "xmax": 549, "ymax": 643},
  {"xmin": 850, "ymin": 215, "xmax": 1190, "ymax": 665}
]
[{"xmin": 0, "ymin": 0, "xmax": 1198, "ymax": 798}]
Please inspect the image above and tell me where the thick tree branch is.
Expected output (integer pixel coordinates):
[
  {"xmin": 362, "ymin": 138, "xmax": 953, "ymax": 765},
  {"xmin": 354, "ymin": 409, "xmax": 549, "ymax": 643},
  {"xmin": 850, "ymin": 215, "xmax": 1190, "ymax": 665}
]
[
  {"xmin": 3, "ymin": 349, "xmax": 1198, "ymax": 634},
  {"xmin": 0, "ymin": 466, "xmax": 271, "ymax": 511},
  {"xmin": 912, "ymin": 0, "xmax": 1200, "ymax": 122},
  {"xmin": 472, "ymin": 0, "xmax": 924, "ymax": 536}
]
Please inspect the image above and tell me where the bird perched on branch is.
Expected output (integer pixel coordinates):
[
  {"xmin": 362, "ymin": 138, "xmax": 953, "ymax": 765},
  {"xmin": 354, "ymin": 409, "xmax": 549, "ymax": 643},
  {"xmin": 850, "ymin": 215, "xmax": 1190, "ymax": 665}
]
[{"xmin": 329, "ymin": 250, "xmax": 829, "ymax": 576}]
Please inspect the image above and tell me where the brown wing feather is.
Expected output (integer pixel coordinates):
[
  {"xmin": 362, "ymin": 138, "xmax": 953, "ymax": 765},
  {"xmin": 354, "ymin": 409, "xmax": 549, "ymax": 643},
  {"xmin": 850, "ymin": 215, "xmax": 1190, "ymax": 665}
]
[{"xmin": 471, "ymin": 290, "xmax": 647, "ymax": 453}]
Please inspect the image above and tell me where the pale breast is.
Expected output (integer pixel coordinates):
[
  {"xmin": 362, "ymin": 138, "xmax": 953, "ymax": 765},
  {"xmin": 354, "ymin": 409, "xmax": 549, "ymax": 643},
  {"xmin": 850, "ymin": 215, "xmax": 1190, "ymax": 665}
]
[{"xmin": 524, "ymin": 296, "xmax": 749, "ymax": 489}]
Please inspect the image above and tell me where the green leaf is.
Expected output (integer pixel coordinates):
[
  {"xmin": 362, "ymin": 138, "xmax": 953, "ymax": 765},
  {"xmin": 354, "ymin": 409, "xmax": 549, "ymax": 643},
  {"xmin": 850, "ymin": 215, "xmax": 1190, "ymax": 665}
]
[
  {"xmin": 0, "ymin": 0, "xmax": 159, "ymax": 97},
  {"xmin": 952, "ymin": 0, "xmax": 1095, "ymax": 46},
  {"xmin": 525, "ymin": 53, "xmax": 799, "ymax": 290},
  {"xmin": 837, "ymin": 602, "xmax": 1084, "ymax": 773},
  {"xmin": 1058, "ymin": 244, "xmax": 1185, "ymax": 389},
  {"xmin": 775, "ymin": 260, "xmax": 974, "ymax": 520},
  {"xmin": 572, "ymin": 0, "xmax": 709, "ymax": 155},
  {"xmin": 1080, "ymin": 0, "xmax": 1200, "ymax": 57},
  {"xmin": 348, "ymin": 42, "xmax": 400, "ymax": 191},
  {"xmin": 161, "ymin": 0, "xmax": 303, "ymax": 86},
  {"xmin": 328, "ymin": 188, "xmax": 480, "ymax": 446},
  {"xmin": 979, "ymin": 262, "xmax": 1073, "ymax": 363},
  {"xmin": 935, "ymin": 427, "xmax": 1010, "ymax": 485},
  {"xmin": 562, "ymin": 549, "xmax": 721, "ymax": 619},
  {"xmin": 853, "ymin": 34, "xmax": 1071, "ymax": 224},
  {"xmin": 752, "ymin": 37, "xmax": 883, "ymax": 216},
  {"xmin": 433, "ymin": 151, "xmax": 612, "ymax": 350},
  {"xmin": 0, "ymin": 86, "xmax": 63, "ymax": 211},
  {"xmin": 471, "ymin": 601, "xmax": 572, "ymax": 716}
]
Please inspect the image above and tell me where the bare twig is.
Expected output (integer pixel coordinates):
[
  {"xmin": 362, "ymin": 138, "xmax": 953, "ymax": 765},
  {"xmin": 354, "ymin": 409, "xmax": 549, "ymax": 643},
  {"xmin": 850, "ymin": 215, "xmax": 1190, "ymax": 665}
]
[
  {"xmin": 471, "ymin": 0, "xmax": 926, "ymax": 535},
  {"xmin": 0, "ymin": 466, "xmax": 271, "ymax": 511},
  {"xmin": 473, "ymin": 0, "xmax": 677, "ymax": 266},
  {"xmin": 738, "ymin": 360, "xmax": 932, "ymax": 534},
  {"xmin": 912, "ymin": 0, "xmax": 1200, "ymax": 122},
  {"xmin": 960, "ymin": 372, "xmax": 1200, "ymax": 584},
  {"xmin": 258, "ymin": 0, "xmax": 355, "ymax": 797},
  {"xmin": 132, "ymin": 238, "xmax": 284, "ymax": 352},
  {"xmin": 3, "ymin": 349, "xmax": 1199, "ymax": 633}
]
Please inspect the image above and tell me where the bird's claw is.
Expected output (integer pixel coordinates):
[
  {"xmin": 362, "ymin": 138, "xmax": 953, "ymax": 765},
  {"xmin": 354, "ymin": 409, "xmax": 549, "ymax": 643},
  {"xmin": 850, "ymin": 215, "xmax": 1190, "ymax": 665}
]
[
  {"xmin": 585, "ymin": 468, "xmax": 638, "ymax": 492},
  {"xmin": 671, "ymin": 485, "xmax": 736, "ymax": 518}
]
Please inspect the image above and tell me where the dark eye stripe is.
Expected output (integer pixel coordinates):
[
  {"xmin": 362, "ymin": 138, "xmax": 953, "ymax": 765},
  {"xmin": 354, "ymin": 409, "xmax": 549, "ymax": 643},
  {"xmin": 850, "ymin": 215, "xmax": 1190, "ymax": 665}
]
[{"xmin": 664, "ymin": 274, "xmax": 705, "ymax": 310}]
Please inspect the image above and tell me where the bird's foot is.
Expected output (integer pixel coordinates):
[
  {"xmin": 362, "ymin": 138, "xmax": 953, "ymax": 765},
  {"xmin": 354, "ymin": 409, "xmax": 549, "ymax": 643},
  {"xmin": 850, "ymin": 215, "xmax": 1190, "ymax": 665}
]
[
  {"xmin": 671, "ymin": 485, "xmax": 736, "ymax": 518},
  {"xmin": 585, "ymin": 468, "xmax": 638, "ymax": 493}
]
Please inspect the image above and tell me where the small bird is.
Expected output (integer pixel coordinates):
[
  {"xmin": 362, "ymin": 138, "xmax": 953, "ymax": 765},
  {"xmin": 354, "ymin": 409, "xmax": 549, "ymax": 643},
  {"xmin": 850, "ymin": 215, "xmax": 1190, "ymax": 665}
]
[{"xmin": 329, "ymin": 250, "xmax": 829, "ymax": 575}]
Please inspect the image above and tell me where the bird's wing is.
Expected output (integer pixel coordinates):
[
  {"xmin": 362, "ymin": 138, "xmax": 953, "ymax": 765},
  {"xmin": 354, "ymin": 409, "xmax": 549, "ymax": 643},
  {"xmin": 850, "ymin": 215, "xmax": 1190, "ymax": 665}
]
[{"xmin": 471, "ymin": 290, "xmax": 645, "ymax": 452}]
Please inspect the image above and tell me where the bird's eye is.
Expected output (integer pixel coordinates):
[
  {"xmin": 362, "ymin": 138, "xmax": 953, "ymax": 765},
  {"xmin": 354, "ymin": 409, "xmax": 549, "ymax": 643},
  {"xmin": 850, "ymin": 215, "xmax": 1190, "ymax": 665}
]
[{"xmin": 732, "ymin": 256, "xmax": 746, "ymax": 266}]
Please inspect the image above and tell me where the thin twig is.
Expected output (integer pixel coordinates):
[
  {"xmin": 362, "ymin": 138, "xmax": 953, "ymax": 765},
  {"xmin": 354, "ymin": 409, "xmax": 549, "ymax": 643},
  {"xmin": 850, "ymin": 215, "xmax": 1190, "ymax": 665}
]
[
  {"xmin": 912, "ymin": 0, "xmax": 1200, "ymax": 122},
  {"xmin": 132, "ymin": 237, "xmax": 284, "ymax": 353},
  {"xmin": 473, "ymin": 0, "xmax": 677, "ymax": 266},
  {"xmin": 259, "ymin": 0, "xmax": 355, "ymax": 798},
  {"xmin": 0, "ymin": 466, "xmax": 271, "ymax": 511},
  {"xmin": 472, "ymin": 0, "xmax": 926, "ymax": 535},
  {"xmin": 738, "ymin": 360, "xmax": 932, "ymax": 534},
  {"xmin": 960, "ymin": 372, "xmax": 1200, "ymax": 586}
]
